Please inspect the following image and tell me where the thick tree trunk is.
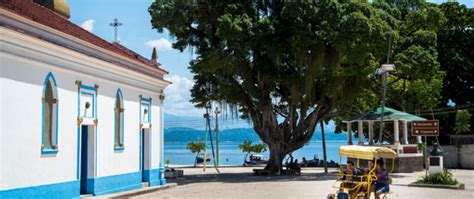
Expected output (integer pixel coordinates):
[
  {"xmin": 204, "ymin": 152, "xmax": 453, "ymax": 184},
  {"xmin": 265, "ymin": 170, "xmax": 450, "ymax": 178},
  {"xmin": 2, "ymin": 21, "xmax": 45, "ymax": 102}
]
[
  {"xmin": 264, "ymin": 142, "xmax": 287, "ymax": 174},
  {"xmin": 251, "ymin": 103, "xmax": 326, "ymax": 175}
]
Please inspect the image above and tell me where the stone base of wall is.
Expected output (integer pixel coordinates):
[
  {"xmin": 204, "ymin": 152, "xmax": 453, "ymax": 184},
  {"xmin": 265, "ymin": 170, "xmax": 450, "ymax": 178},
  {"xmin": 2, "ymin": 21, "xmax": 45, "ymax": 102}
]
[{"xmin": 393, "ymin": 156, "xmax": 423, "ymax": 173}]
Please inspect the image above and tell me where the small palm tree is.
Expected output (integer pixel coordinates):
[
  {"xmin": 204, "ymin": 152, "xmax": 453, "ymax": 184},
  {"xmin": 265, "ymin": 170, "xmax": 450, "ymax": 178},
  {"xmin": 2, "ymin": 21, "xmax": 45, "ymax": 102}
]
[
  {"xmin": 187, "ymin": 141, "xmax": 206, "ymax": 167},
  {"xmin": 238, "ymin": 140, "xmax": 267, "ymax": 165}
]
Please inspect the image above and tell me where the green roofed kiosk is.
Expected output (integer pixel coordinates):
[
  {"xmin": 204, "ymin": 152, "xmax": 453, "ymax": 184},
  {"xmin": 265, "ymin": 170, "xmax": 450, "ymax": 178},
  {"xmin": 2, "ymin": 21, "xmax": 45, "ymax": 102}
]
[{"xmin": 342, "ymin": 107, "xmax": 425, "ymax": 172}]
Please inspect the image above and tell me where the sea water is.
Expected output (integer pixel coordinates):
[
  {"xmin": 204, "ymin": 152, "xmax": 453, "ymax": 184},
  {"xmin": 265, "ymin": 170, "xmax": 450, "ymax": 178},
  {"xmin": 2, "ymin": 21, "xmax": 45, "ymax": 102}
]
[{"xmin": 164, "ymin": 140, "xmax": 347, "ymax": 166}]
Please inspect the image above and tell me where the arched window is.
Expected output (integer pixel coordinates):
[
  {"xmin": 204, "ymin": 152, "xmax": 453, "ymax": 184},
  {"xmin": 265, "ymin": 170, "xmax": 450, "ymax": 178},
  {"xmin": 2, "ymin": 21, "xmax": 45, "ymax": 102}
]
[
  {"xmin": 42, "ymin": 72, "xmax": 58, "ymax": 152},
  {"xmin": 114, "ymin": 89, "xmax": 124, "ymax": 149}
]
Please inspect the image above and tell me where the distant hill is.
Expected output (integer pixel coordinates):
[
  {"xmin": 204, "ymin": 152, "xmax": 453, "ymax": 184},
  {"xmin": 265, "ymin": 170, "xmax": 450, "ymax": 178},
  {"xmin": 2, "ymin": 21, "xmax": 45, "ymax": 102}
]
[
  {"xmin": 164, "ymin": 127, "xmax": 349, "ymax": 143},
  {"xmin": 164, "ymin": 113, "xmax": 351, "ymax": 143}
]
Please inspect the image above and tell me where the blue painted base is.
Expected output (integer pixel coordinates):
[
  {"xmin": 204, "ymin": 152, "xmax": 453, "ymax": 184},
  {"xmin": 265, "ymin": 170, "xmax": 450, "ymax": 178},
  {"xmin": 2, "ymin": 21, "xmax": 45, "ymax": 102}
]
[
  {"xmin": 0, "ymin": 172, "xmax": 145, "ymax": 198},
  {"xmin": 89, "ymin": 172, "xmax": 143, "ymax": 195},
  {"xmin": 0, "ymin": 180, "xmax": 79, "ymax": 199},
  {"xmin": 159, "ymin": 178, "xmax": 167, "ymax": 185},
  {"xmin": 158, "ymin": 167, "xmax": 167, "ymax": 185},
  {"xmin": 144, "ymin": 168, "xmax": 167, "ymax": 186}
]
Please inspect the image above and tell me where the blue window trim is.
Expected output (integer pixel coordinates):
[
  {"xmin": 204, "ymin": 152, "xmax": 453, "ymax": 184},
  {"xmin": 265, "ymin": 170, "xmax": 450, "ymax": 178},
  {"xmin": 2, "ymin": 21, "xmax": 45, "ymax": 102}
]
[
  {"xmin": 41, "ymin": 72, "xmax": 59, "ymax": 153},
  {"xmin": 114, "ymin": 146, "xmax": 125, "ymax": 151},
  {"xmin": 76, "ymin": 83, "xmax": 99, "ymax": 180},
  {"xmin": 76, "ymin": 85, "xmax": 80, "ymax": 179},
  {"xmin": 41, "ymin": 149, "xmax": 59, "ymax": 155},
  {"xmin": 80, "ymin": 84, "xmax": 97, "ymax": 91},
  {"xmin": 114, "ymin": 89, "xmax": 125, "ymax": 151},
  {"xmin": 80, "ymin": 91, "xmax": 96, "ymax": 118},
  {"xmin": 139, "ymin": 96, "xmax": 152, "ymax": 173},
  {"xmin": 139, "ymin": 97, "xmax": 151, "ymax": 123}
]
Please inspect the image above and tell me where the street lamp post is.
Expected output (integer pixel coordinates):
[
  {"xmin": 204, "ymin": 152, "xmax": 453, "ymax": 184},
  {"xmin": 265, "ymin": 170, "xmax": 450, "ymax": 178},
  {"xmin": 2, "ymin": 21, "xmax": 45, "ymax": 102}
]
[{"xmin": 377, "ymin": 29, "xmax": 395, "ymax": 144}]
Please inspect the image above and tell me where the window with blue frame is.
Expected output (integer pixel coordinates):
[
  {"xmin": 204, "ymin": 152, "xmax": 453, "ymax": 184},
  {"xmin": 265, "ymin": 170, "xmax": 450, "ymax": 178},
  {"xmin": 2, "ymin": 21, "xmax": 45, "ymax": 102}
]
[
  {"xmin": 42, "ymin": 72, "xmax": 58, "ymax": 153},
  {"xmin": 114, "ymin": 89, "xmax": 124, "ymax": 149},
  {"xmin": 140, "ymin": 97, "xmax": 151, "ymax": 123}
]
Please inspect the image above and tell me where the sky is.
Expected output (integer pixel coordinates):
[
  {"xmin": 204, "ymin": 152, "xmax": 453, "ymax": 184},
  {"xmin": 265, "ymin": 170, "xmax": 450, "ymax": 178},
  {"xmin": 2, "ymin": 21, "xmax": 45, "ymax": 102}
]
[{"xmin": 68, "ymin": 0, "xmax": 474, "ymax": 120}]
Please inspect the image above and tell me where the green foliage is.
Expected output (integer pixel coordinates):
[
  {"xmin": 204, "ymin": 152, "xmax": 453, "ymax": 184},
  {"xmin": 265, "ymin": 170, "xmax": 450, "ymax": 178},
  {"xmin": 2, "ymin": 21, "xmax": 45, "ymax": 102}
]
[
  {"xmin": 416, "ymin": 169, "xmax": 458, "ymax": 185},
  {"xmin": 186, "ymin": 141, "xmax": 206, "ymax": 154},
  {"xmin": 375, "ymin": 1, "xmax": 446, "ymax": 113},
  {"xmin": 436, "ymin": 2, "xmax": 474, "ymax": 140},
  {"xmin": 416, "ymin": 142, "xmax": 425, "ymax": 152},
  {"xmin": 165, "ymin": 159, "xmax": 170, "ymax": 167},
  {"xmin": 438, "ymin": 2, "xmax": 474, "ymax": 106},
  {"xmin": 238, "ymin": 140, "xmax": 267, "ymax": 154},
  {"xmin": 454, "ymin": 110, "xmax": 471, "ymax": 135},
  {"xmin": 336, "ymin": 0, "xmax": 448, "ymax": 138},
  {"xmin": 148, "ymin": 0, "xmax": 471, "ymax": 170},
  {"xmin": 149, "ymin": 0, "xmax": 391, "ymax": 162}
]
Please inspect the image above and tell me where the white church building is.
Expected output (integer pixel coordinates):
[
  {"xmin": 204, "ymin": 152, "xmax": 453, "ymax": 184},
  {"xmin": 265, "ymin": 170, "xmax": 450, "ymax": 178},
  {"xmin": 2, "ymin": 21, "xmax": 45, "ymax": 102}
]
[{"xmin": 0, "ymin": 0, "xmax": 170, "ymax": 198}]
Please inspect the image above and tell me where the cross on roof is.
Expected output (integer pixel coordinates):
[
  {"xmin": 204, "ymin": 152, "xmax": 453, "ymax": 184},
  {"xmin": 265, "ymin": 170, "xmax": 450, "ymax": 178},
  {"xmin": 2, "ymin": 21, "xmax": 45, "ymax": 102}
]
[{"xmin": 109, "ymin": 18, "xmax": 122, "ymax": 43}]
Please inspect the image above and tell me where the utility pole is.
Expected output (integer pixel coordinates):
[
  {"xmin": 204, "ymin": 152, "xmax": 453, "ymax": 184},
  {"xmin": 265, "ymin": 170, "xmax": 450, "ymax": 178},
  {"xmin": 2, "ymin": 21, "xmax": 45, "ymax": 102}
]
[
  {"xmin": 214, "ymin": 107, "xmax": 220, "ymax": 166},
  {"xmin": 203, "ymin": 111, "xmax": 208, "ymax": 172},
  {"xmin": 204, "ymin": 108, "xmax": 220, "ymax": 173},
  {"xmin": 320, "ymin": 120, "xmax": 328, "ymax": 174},
  {"xmin": 109, "ymin": 18, "xmax": 122, "ymax": 43}
]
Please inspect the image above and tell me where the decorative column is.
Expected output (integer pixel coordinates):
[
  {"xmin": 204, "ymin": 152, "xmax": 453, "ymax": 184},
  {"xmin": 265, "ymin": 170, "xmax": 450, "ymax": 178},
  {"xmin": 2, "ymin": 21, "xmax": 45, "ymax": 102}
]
[
  {"xmin": 358, "ymin": 121, "xmax": 364, "ymax": 145},
  {"xmin": 368, "ymin": 121, "xmax": 374, "ymax": 145},
  {"xmin": 347, "ymin": 122, "xmax": 353, "ymax": 145},
  {"xmin": 158, "ymin": 92, "xmax": 167, "ymax": 185},
  {"xmin": 402, "ymin": 120, "xmax": 409, "ymax": 145},
  {"xmin": 393, "ymin": 120, "xmax": 400, "ymax": 146}
]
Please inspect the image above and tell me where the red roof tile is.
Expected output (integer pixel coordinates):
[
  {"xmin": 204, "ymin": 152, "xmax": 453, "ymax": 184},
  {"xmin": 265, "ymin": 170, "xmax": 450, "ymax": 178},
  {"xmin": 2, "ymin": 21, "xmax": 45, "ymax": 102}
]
[{"xmin": 0, "ymin": 0, "xmax": 169, "ymax": 77}]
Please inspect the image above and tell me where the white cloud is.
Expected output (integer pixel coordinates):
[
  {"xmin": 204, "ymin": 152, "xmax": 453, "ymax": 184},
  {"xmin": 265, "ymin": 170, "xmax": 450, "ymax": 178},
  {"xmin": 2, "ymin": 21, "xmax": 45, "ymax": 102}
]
[
  {"xmin": 163, "ymin": 75, "xmax": 203, "ymax": 117},
  {"xmin": 81, "ymin": 19, "xmax": 95, "ymax": 32},
  {"xmin": 145, "ymin": 38, "xmax": 173, "ymax": 51}
]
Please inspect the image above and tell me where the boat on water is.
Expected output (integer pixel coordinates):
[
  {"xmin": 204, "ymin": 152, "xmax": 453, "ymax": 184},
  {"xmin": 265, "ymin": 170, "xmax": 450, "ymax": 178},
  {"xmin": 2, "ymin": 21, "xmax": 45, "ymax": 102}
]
[
  {"xmin": 244, "ymin": 154, "xmax": 268, "ymax": 166},
  {"xmin": 195, "ymin": 153, "xmax": 211, "ymax": 164}
]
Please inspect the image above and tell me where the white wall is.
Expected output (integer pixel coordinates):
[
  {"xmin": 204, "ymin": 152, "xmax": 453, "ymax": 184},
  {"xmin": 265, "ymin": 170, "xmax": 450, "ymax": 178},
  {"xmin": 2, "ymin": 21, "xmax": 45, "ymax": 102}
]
[
  {"xmin": 0, "ymin": 65, "xmax": 5, "ymax": 188},
  {"xmin": 0, "ymin": 27, "xmax": 168, "ymax": 189},
  {"xmin": 151, "ymin": 103, "xmax": 164, "ymax": 170},
  {"xmin": 95, "ymin": 83, "xmax": 161, "ymax": 177},
  {"xmin": 0, "ymin": 58, "xmax": 78, "ymax": 190}
]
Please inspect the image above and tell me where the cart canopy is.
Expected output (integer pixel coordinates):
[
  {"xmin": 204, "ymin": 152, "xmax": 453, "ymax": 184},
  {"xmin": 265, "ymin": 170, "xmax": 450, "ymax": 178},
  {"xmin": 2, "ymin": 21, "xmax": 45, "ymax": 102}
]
[{"xmin": 339, "ymin": 145, "xmax": 397, "ymax": 160}]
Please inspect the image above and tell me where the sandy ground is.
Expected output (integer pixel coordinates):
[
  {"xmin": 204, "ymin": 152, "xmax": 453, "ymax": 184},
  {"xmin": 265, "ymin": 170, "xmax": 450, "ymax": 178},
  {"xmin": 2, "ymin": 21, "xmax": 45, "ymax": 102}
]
[{"xmin": 130, "ymin": 167, "xmax": 473, "ymax": 199}]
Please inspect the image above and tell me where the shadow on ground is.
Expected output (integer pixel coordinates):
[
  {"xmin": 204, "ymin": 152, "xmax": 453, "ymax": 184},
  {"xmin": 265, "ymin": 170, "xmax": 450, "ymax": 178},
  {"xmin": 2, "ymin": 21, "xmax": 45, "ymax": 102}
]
[{"xmin": 167, "ymin": 171, "xmax": 340, "ymax": 185}]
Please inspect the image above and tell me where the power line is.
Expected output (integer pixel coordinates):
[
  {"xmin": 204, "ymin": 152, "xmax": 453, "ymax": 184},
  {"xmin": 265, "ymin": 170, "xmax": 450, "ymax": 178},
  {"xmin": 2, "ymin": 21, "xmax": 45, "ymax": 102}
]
[
  {"xmin": 416, "ymin": 107, "xmax": 474, "ymax": 116},
  {"xmin": 416, "ymin": 103, "xmax": 474, "ymax": 114}
]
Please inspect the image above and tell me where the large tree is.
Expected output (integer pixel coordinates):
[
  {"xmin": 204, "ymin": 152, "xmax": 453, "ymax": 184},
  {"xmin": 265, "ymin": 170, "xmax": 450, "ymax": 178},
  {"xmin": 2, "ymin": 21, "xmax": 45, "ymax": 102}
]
[
  {"xmin": 436, "ymin": 2, "xmax": 474, "ymax": 141},
  {"xmin": 373, "ymin": 1, "xmax": 445, "ymax": 142},
  {"xmin": 149, "ymin": 0, "xmax": 390, "ymax": 173},
  {"xmin": 333, "ymin": 1, "xmax": 447, "ymax": 143}
]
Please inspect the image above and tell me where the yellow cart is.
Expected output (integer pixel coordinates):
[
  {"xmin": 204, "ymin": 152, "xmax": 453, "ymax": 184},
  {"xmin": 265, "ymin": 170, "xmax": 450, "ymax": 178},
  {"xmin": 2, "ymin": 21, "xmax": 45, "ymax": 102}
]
[{"xmin": 328, "ymin": 145, "xmax": 397, "ymax": 199}]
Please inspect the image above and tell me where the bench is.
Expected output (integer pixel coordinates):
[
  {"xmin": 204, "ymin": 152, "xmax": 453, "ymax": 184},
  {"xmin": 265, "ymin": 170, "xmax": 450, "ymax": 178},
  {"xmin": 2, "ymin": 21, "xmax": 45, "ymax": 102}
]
[
  {"xmin": 164, "ymin": 168, "xmax": 184, "ymax": 179},
  {"xmin": 253, "ymin": 169, "xmax": 271, "ymax": 176}
]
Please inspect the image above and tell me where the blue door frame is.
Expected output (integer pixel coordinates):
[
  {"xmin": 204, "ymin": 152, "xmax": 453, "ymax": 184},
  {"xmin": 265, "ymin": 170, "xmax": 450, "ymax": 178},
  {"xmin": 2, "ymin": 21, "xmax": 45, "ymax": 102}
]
[
  {"xmin": 141, "ymin": 129, "xmax": 145, "ymax": 181},
  {"xmin": 80, "ymin": 126, "xmax": 89, "ymax": 194}
]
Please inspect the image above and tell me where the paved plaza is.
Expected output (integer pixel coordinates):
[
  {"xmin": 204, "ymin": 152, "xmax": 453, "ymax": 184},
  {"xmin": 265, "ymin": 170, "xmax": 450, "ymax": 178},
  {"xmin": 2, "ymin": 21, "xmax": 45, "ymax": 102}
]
[{"xmin": 118, "ymin": 167, "xmax": 474, "ymax": 199}]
